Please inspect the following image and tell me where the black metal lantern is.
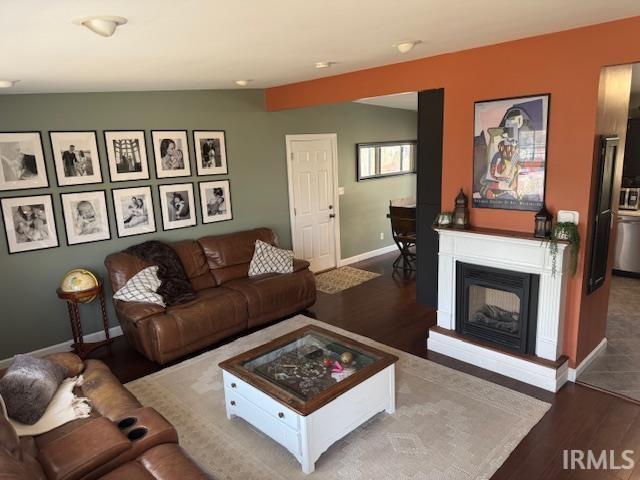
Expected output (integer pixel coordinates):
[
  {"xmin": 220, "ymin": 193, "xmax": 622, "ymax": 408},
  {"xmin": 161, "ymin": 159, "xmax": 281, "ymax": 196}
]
[
  {"xmin": 534, "ymin": 205, "xmax": 552, "ymax": 238},
  {"xmin": 452, "ymin": 189, "xmax": 470, "ymax": 229}
]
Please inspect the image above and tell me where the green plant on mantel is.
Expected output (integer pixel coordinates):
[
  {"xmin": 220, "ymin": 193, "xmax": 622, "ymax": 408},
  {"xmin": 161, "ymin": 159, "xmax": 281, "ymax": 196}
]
[{"xmin": 549, "ymin": 222, "xmax": 580, "ymax": 277}]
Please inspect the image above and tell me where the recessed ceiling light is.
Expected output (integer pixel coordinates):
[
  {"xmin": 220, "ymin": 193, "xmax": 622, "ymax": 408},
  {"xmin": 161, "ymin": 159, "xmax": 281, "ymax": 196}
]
[
  {"xmin": 0, "ymin": 80, "xmax": 18, "ymax": 88},
  {"xmin": 394, "ymin": 41, "xmax": 421, "ymax": 54},
  {"xmin": 235, "ymin": 79, "xmax": 253, "ymax": 87},
  {"xmin": 73, "ymin": 15, "xmax": 128, "ymax": 37},
  {"xmin": 315, "ymin": 62, "xmax": 334, "ymax": 69}
]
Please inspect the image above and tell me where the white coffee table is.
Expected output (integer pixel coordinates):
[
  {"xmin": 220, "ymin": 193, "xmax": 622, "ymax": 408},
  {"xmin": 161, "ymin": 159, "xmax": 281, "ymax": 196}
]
[{"xmin": 219, "ymin": 325, "xmax": 398, "ymax": 474}]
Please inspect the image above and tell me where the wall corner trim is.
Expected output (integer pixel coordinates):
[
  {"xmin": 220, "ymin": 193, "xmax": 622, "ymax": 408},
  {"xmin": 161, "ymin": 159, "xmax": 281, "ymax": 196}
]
[
  {"xmin": 0, "ymin": 326, "xmax": 123, "ymax": 369},
  {"xmin": 567, "ymin": 337, "xmax": 607, "ymax": 382}
]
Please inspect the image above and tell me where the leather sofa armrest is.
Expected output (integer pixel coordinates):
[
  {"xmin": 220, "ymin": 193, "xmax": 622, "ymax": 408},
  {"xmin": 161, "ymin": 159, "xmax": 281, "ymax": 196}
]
[
  {"xmin": 115, "ymin": 299, "xmax": 165, "ymax": 324},
  {"xmin": 293, "ymin": 258, "xmax": 311, "ymax": 272},
  {"xmin": 37, "ymin": 417, "xmax": 130, "ymax": 480}
]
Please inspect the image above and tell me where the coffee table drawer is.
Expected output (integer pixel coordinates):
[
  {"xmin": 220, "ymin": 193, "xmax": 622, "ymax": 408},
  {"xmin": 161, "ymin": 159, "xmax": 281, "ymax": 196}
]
[
  {"xmin": 225, "ymin": 388, "xmax": 301, "ymax": 458},
  {"xmin": 223, "ymin": 371, "xmax": 299, "ymax": 430}
]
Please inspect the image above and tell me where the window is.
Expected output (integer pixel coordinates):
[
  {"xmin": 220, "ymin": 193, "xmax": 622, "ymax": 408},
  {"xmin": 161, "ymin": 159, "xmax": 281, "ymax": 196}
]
[{"xmin": 357, "ymin": 141, "xmax": 416, "ymax": 180}]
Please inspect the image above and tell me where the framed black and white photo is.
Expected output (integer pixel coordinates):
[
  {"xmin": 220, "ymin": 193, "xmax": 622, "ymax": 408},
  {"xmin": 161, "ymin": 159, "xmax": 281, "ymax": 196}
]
[
  {"xmin": 112, "ymin": 186, "xmax": 156, "ymax": 238},
  {"xmin": 1, "ymin": 194, "xmax": 58, "ymax": 254},
  {"xmin": 104, "ymin": 130, "xmax": 150, "ymax": 182},
  {"xmin": 60, "ymin": 190, "xmax": 110, "ymax": 245},
  {"xmin": 199, "ymin": 180, "xmax": 232, "ymax": 223},
  {"xmin": 158, "ymin": 183, "xmax": 196, "ymax": 230},
  {"xmin": 0, "ymin": 132, "xmax": 49, "ymax": 191},
  {"xmin": 193, "ymin": 130, "xmax": 228, "ymax": 175},
  {"xmin": 151, "ymin": 130, "xmax": 191, "ymax": 178},
  {"xmin": 49, "ymin": 131, "xmax": 102, "ymax": 186}
]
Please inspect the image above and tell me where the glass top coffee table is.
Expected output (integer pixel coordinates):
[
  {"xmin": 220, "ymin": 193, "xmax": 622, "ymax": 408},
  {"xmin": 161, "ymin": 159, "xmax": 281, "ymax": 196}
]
[{"xmin": 219, "ymin": 325, "xmax": 398, "ymax": 473}]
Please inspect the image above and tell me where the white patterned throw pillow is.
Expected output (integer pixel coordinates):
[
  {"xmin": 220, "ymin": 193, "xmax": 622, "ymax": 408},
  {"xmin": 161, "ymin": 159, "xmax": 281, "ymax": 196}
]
[
  {"xmin": 248, "ymin": 240, "xmax": 294, "ymax": 277},
  {"xmin": 113, "ymin": 266, "xmax": 165, "ymax": 307}
]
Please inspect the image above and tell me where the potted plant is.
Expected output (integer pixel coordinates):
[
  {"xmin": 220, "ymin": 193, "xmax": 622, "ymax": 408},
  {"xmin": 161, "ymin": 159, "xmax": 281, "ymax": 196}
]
[{"xmin": 549, "ymin": 222, "xmax": 580, "ymax": 277}]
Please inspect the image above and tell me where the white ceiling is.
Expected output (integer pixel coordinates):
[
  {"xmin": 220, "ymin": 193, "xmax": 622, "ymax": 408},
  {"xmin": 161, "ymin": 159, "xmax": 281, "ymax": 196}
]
[
  {"xmin": 2, "ymin": 0, "xmax": 640, "ymax": 94},
  {"xmin": 355, "ymin": 92, "xmax": 417, "ymax": 111}
]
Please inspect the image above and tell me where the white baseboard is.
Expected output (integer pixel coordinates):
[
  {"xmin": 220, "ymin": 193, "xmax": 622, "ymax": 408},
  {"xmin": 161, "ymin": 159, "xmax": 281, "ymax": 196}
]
[
  {"xmin": 427, "ymin": 330, "xmax": 569, "ymax": 392},
  {"xmin": 339, "ymin": 244, "xmax": 397, "ymax": 267},
  {"xmin": 0, "ymin": 326, "xmax": 123, "ymax": 369},
  {"xmin": 567, "ymin": 337, "xmax": 607, "ymax": 382}
]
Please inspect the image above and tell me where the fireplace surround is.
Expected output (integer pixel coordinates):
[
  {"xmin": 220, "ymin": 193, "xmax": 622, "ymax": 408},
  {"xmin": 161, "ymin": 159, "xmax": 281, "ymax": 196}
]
[{"xmin": 427, "ymin": 226, "xmax": 570, "ymax": 392}]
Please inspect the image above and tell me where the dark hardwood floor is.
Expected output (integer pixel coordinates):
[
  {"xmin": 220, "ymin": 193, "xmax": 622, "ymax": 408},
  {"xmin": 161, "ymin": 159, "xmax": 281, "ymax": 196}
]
[{"xmin": 91, "ymin": 252, "xmax": 640, "ymax": 480}]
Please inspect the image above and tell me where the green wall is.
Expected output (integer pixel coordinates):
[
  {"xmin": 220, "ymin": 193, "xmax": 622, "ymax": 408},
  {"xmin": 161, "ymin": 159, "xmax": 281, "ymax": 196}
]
[{"xmin": 0, "ymin": 90, "xmax": 415, "ymax": 359}]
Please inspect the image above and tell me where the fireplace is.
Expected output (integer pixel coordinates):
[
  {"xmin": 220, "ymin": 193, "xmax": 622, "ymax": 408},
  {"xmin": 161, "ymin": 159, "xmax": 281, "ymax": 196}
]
[{"xmin": 456, "ymin": 262, "xmax": 539, "ymax": 355}]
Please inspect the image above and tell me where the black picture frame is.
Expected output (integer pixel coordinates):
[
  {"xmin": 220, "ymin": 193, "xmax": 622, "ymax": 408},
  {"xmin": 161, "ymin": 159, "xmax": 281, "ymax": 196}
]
[
  {"xmin": 193, "ymin": 130, "xmax": 229, "ymax": 176},
  {"xmin": 0, "ymin": 193, "xmax": 59, "ymax": 254},
  {"xmin": 198, "ymin": 179, "xmax": 234, "ymax": 224},
  {"xmin": 472, "ymin": 93, "xmax": 550, "ymax": 212},
  {"xmin": 60, "ymin": 189, "xmax": 112, "ymax": 246},
  {"xmin": 103, "ymin": 129, "xmax": 151, "ymax": 182},
  {"xmin": 49, "ymin": 130, "xmax": 104, "ymax": 187},
  {"xmin": 151, "ymin": 130, "xmax": 192, "ymax": 178},
  {"xmin": 111, "ymin": 185, "xmax": 158, "ymax": 238},
  {"xmin": 356, "ymin": 140, "xmax": 417, "ymax": 181},
  {"xmin": 157, "ymin": 181, "xmax": 198, "ymax": 231},
  {"xmin": 0, "ymin": 131, "xmax": 50, "ymax": 191}
]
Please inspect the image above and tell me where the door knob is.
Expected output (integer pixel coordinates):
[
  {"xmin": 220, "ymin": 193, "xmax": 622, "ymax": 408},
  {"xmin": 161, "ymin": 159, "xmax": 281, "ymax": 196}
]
[{"xmin": 329, "ymin": 213, "xmax": 336, "ymax": 218}]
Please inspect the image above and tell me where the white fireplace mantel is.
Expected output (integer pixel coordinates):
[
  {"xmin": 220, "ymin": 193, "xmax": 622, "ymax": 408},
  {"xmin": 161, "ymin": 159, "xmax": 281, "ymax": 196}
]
[{"xmin": 427, "ymin": 227, "xmax": 570, "ymax": 392}]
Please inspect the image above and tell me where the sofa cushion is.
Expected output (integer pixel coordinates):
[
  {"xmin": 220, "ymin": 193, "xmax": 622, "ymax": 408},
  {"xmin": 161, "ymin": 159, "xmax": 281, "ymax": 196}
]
[
  {"xmin": 147, "ymin": 288, "xmax": 247, "ymax": 362},
  {"xmin": 249, "ymin": 240, "xmax": 294, "ymax": 276},
  {"xmin": 170, "ymin": 240, "xmax": 216, "ymax": 291},
  {"xmin": 199, "ymin": 228, "xmax": 276, "ymax": 283},
  {"xmin": 113, "ymin": 266, "xmax": 165, "ymax": 307},
  {"xmin": 0, "ymin": 355, "xmax": 65, "ymax": 425},
  {"xmin": 104, "ymin": 252, "xmax": 154, "ymax": 293},
  {"xmin": 224, "ymin": 270, "xmax": 316, "ymax": 326}
]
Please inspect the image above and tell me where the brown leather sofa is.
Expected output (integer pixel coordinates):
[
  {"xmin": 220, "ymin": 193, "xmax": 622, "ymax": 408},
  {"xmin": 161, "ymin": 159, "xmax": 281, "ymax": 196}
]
[
  {"xmin": 104, "ymin": 228, "xmax": 316, "ymax": 364},
  {"xmin": 0, "ymin": 354, "xmax": 211, "ymax": 479}
]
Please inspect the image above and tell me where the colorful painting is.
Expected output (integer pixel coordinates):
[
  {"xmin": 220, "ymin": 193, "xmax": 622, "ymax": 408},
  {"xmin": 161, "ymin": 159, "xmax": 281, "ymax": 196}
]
[{"xmin": 472, "ymin": 94, "xmax": 549, "ymax": 211}]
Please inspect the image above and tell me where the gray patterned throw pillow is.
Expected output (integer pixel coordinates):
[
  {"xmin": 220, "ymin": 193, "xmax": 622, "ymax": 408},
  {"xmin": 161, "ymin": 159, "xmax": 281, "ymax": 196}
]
[
  {"xmin": 0, "ymin": 354, "xmax": 66, "ymax": 425},
  {"xmin": 113, "ymin": 265, "xmax": 165, "ymax": 307},
  {"xmin": 248, "ymin": 240, "xmax": 294, "ymax": 276}
]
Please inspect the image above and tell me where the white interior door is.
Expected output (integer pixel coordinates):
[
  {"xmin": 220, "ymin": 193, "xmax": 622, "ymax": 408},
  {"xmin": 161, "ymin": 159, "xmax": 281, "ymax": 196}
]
[{"xmin": 286, "ymin": 134, "xmax": 339, "ymax": 272}]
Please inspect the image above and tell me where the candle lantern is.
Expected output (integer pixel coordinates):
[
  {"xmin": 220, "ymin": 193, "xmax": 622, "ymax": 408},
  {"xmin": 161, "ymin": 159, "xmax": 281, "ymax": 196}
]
[
  {"xmin": 452, "ymin": 189, "xmax": 470, "ymax": 229},
  {"xmin": 534, "ymin": 205, "xmax": 553, "ymax": 238}
]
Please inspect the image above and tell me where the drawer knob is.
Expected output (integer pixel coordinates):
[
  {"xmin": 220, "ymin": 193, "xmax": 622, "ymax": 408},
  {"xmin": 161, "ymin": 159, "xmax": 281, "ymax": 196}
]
[
  {"xmin": 230, "ymin": 400, "xmax": 236, "ymax": 406},
  {"xmin": 231, "ymin": 383, "xmax": 237, "ymax": 388},
  {"xmin": 278, "ymin": 412, "xmax": 284, "ymax": 419}
]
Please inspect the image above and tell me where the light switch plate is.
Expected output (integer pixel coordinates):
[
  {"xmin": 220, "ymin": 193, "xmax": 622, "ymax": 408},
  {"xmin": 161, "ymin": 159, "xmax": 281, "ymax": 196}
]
[
  {"xmin": 338, "ymin": 187, "xmax": 345, "ymax": 195},
  {"xmin": 557, "ymin": 210, "xmax": 579, "ymax": 225}
]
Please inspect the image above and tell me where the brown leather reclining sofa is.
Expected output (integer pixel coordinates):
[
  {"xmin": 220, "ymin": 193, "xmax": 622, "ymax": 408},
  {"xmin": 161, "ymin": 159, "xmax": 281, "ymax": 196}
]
[
  {"xmin": 105, "ymin": 228, "xmax": 316, "ymax": 364},
  {"xmin": 0, "ymin": 354, "xmax": 211, "ymax": 479}
]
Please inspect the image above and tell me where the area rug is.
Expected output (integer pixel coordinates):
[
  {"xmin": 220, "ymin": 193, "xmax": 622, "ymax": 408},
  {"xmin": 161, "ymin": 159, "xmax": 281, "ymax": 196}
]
[
  {"xmin": 315, "ymin": 266, "xmax": 381, "ymax": 294},
  {"xmin": 126, "ymin": 316, "xmax": 550, "ymax": 480}
]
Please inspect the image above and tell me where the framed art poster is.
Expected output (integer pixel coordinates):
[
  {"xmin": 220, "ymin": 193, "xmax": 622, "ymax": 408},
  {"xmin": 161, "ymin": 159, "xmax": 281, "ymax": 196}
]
[
  {"xmin": 193, "ymin": 130, "xmax": 228, "ymax": 175},
  {"xmin": 104, "ymin": 130, "xmax": 150, "ymax": 182},
  {"xmin": 151, "ymin": 130, "xmax": 191, "ymax": 178},
  {"xmin": 112, "ymin": 186, "xmax": 156, "ymax": 238},
  {"xmin": 49, "ymin": 131, "xmax": 103, "ymax": 186},
  {"xmin": 199, "ymin": 180, "xmax": 232, "ymax": 223},
  {"xmin": 1, "ymin": 194, "xmax": 59, "ymax": 253},
  {"xmin": 60, "ymin": 190, "xmax": 111, "ymax": 245},
  {"xmin": 0, "ymin": 132, "xmax": 49, "ymax": 191},
  {"xmin": 158, "ymin": 183, "xmax": 196, "ymax": 230},
  {"xmin": 472, "ymin": 94, "xmax": 549, "ymax": 211}
]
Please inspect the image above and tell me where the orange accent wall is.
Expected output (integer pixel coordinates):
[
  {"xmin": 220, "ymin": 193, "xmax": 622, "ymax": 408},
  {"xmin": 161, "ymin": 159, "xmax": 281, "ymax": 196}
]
[{"xmin": 265, "ymin": 16, "xmax": 640, "ymax": 367}]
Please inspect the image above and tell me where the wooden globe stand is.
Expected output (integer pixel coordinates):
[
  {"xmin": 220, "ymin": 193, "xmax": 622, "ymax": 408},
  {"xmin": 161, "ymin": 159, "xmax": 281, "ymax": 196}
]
[{"xmin": 56, "ymin": 281, "xmax": 112, "ymax": 359}]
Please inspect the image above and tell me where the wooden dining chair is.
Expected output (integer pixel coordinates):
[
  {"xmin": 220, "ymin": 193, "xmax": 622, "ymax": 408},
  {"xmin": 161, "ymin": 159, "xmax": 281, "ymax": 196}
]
[{"xmin": 389, "ymin": 206, "xmax": 416, "ymax": 272}]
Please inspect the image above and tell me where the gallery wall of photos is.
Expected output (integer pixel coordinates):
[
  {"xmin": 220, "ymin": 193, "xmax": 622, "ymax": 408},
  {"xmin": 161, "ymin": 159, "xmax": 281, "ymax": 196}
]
[{"xmin": 0, "ymin": 129, "xmax": 233, "ymax": 254}]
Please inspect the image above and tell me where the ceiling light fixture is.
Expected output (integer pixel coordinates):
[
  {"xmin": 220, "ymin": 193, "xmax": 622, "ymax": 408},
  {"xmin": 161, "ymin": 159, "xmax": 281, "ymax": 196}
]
[
  {"xmin": 394, "ymin": 41, "xmax": 421, "ymax": 54},
  {"xmin": 235, "ymin": 79, "xmax": 253, "ymax": 87},
  {"xmin": 0, "ymin": 80, "xmax": 18, "ymax": 88},
  {"xmin": 74, "ymin": 15, "xmax": 128, "ymax": 37},
  {"xmin": 315, "ymin": 62, "xmax": 334, "ymax": 69}
]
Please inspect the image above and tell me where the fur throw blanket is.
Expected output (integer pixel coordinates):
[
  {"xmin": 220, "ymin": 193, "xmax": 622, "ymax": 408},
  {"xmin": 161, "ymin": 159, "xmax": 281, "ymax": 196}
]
[{"xmin": 125, "ymin": 241, "xmax": 196, "ymax": 306}]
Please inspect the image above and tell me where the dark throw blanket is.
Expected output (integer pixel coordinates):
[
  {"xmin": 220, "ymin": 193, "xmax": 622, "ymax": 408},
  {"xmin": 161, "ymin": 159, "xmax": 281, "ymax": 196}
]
[{"xmin": 126, "ymin": 241, "xmax": 196, "ymax": 306}]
